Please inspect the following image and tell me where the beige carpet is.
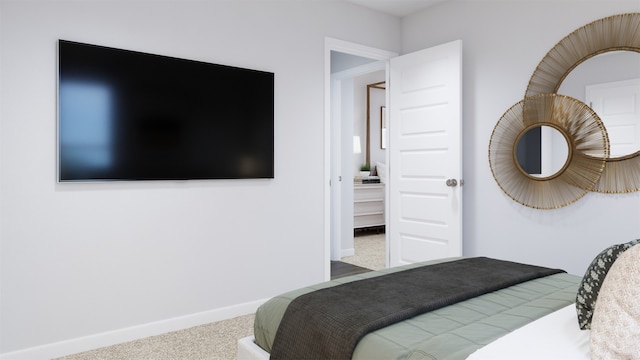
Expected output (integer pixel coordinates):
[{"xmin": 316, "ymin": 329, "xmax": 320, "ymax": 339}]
[
  {"xmin": 341, "ymin": 231, "xmax": 386, "ymax": 270},
  {"xmin": 55, "ymin": 314, "xmax": 255, "ymax": 360},
  {"xmin": 56, "ymin": 233, "xmax": 384, "ymax": 360}
]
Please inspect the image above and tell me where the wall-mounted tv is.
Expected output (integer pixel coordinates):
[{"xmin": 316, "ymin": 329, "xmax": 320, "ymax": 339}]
[{"xmin": 58, "ymin": 40, "xmax": 274, "ymax": 182}]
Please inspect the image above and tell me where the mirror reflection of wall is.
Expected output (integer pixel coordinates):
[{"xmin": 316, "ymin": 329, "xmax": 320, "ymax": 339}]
[
  {"xmin": 352, "ymin": 70, "xmax": 386, "ymax": 173},
  {"xmin": 381, "ymin": 106, "xmax": 387, "ymax": 149},
  {"xmin": 559, "ymin": 51, "xmax": 640, "ymax": 158},
  {"xmin": 516, "ymin": 125, "xmax": 569, "ymax": 178},
  {"xmin": 516, "ymin": 126, "xmax": 541, "ymax": 174},
  {"xmin": 541, "ymin": 126, "xmax": 569, "ymax": 177}
]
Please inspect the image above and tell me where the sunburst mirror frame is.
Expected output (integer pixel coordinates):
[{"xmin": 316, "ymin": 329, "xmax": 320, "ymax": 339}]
[
  {"xmin": 526, "ymin": 13, "xmax": 640, "ymax": 194},
  {"xmin": 489, "ymin": 94, "xmax": 609, "ymax": 209},
  {"xmin": 489, "ymin": 13, "xmax": 640, "ymax": 209}
]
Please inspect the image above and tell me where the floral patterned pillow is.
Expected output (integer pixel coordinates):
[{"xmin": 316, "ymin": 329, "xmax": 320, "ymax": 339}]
[{"xmin": 576, "ymin": 239, "xmax": 640, "ymax": 330}]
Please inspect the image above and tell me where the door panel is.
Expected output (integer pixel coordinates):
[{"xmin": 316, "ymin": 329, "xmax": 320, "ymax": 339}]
[
  {"xmin": 587, "ymin": 78, "xmax": 640, "ymax": 157},
  {"xmin": 389, "ymin": 40, "xmax": 462, "ymax": 267}
]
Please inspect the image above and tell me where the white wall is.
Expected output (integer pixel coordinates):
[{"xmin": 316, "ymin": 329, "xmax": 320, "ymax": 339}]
[
  {"xmin": 402, "ymin": 1, "xmax": 640, "ymax": 276},
  {"xmin": 0, "ymin": 0, "xmax": 400, "ymax": 355}
]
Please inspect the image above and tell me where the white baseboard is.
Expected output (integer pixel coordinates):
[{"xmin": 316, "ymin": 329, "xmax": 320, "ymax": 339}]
[
  {"xmin": 0, "ymin": 299, "xmax": 267, "ymax": 360},
  {"xmin": 341, "ymin": 248, "xmax": 355, "ymax": 258}
]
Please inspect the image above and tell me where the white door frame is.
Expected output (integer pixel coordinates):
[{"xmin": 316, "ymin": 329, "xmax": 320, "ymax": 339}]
[{"xmin": 324, "ymin": 38, "xmax": 397, "ymax": 280}]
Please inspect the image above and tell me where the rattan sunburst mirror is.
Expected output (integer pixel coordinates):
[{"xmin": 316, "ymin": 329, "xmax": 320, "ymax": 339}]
[
  {"xmin": 489, "ymin": 94, "xmax": 609, "ymax": 209},
  {"xmin": 489, "ymin": 13, "xmax": 640, "ymax": 209}
]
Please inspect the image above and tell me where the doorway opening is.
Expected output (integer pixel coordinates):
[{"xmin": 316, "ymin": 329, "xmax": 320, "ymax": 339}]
[
  {"xmin": 324, "ymin": 38, "xmax": 397, "ymax": 280},
  {"xmin": 325, "ymin": 39, "xmax": 463, "ymax": 277}
]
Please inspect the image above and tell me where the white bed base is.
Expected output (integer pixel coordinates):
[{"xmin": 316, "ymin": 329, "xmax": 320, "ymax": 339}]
[
  {"xmin": 237, "ymin": 336, "xmax": 269, "ymax": 360},
  {"xmin": 467, "ymin": 304, "xmax": 590, "ymax": 359},
  {"xmin": 238, "ymin": 305, "xmax": 590, "ymax": 360}
]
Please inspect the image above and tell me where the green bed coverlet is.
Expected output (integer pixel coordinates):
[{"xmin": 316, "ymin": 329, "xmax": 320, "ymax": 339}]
[{"xmin": 254, "ymin": 257, "xmax": 581, "ymax": 360}]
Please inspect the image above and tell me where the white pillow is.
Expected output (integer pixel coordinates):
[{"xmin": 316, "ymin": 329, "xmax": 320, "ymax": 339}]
[{"xmin": 590, "ymin": 244, "xmax": 640, "ymax": 358}]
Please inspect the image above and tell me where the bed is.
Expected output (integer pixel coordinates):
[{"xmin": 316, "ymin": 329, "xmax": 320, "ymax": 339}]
[{"xmin": 237, "ymin": 241, "xmax": 640, "ymax": 360}]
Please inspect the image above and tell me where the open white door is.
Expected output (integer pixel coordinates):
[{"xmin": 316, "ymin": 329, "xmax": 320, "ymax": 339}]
[
  {"xmin": 388, "ymin": 40, "xmax": 463, "ymax": 267},
  {"xmin": 586, "ymin": 78, "xmax": 640, "ymax": 158}
]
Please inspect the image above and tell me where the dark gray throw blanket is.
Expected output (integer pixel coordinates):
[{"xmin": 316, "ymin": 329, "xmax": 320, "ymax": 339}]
[{"xmin": 269, "ymin": 257, "xmax": 564, "ymax": 360}]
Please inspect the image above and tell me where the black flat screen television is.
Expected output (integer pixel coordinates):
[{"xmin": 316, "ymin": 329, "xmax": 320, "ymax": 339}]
[{"xmin": 58, "ymin": 40, "xmax": 274, "ymax": 181}]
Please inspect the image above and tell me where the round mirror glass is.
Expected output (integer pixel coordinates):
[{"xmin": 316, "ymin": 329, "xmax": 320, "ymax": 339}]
[
  {"xmin": 516, "ymin": 125, "xmax": 569, "ymax": 178},
  {"xmin": 559, "ymin": 50, "xmax": 640, "ymax": 158}
]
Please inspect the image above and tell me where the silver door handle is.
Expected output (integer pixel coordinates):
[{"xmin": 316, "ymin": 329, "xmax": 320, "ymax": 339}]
[{"xmin": 446, "ymin": 179, "xmax": 458, "ymax": 187}]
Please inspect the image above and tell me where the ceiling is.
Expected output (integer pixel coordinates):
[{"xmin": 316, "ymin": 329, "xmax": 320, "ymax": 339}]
[{"xmin": 345, "ymin": 0, "xmax": 449, "ymax": 17}]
